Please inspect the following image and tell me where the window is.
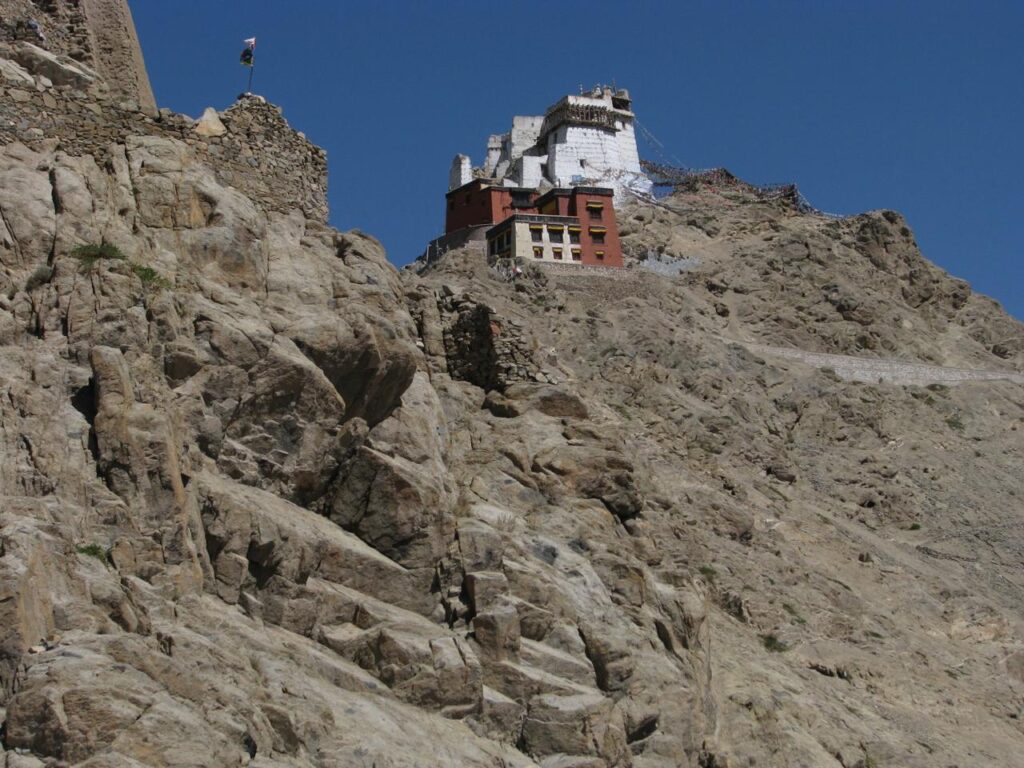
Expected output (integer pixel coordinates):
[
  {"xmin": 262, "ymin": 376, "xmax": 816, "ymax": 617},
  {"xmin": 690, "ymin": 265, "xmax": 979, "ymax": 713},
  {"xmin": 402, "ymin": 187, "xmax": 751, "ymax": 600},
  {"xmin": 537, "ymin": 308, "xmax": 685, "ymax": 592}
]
[
  {"xmin": 586, "ymin": 202, "xmax": 604, "ymax": 221},
  {"xmin": 571, "ymin": 249, "xmax": 582, "ymax": 261},
  {"xmin": 549, "ymin": 226, "xmax": 564, "ymax": 243},
  {"xmin": 568, "ymin": 228, "xmax": 581, "ymax": 244},
  {"xmin": 533, "ymin": 246, "xmax": 543, "ymax": 259},
  {"xmin": 595, "ymin": 250, "xmax": 605, "ymax": 260},
  {"xmin": 590, "ymin": 229, "xmax": 606, "ymax": 245},
  {"xmin": 552, "ymin": 248, "xmax": 563, "ymax": 260},
  {"xmin": 530, "ymin": 227, "xmax": 543, "ymax": 243}
]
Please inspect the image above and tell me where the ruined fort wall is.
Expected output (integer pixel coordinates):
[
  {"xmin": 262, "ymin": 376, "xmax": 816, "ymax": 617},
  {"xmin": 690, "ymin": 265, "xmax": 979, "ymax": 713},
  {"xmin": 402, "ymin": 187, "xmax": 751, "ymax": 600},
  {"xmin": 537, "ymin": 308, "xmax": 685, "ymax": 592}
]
[
  {"xmin": 80, "ymin": 0, "xmax": 155, "ymax": 113},
  {"xmin": 0, "ymin": 58, "xmax": 328, "ymax": 222},
  {"xmin": 0, "ymin": 0, "xmax": 153, "ymax": 111},
  {"xmin": 0, "ymin": 1, "xmax": 327, "ymax": 221}
]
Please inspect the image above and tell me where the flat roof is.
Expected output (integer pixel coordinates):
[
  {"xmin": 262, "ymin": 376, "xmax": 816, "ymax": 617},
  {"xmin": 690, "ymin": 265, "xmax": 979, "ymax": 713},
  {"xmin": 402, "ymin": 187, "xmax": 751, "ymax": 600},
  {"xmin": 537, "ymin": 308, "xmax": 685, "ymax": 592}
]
[
  {"xmin": 534, "ymin": 186, "xmax": 614, "ymax": 206},
  {"xmin": 446, "ymin": 178, "xmax": 536, "ymax": 198}
]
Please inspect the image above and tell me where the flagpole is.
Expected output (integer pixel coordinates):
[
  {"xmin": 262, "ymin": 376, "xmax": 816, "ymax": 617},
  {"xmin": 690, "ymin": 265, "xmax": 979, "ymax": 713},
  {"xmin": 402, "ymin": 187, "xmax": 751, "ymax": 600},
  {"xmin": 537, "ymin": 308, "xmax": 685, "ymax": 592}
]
[{"xmin": 241, "ymin": 37, "xmax": 256, "ymax": 95}]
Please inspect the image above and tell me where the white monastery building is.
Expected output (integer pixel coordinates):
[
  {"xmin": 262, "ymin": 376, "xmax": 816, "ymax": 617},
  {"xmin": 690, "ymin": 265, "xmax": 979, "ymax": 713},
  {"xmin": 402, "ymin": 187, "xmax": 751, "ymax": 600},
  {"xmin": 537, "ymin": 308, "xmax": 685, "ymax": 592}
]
[{"xmin": 450, "ymin": 85, "xmax": 653, "ymax": 203}]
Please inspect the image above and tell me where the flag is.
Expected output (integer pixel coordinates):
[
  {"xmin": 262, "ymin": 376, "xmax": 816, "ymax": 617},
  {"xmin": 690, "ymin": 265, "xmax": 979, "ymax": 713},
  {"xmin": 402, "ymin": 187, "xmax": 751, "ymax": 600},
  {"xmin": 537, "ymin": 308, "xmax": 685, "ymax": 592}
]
[{"xmin": 240, "ymin": 36, "xmax": 256, "ymax": 66}]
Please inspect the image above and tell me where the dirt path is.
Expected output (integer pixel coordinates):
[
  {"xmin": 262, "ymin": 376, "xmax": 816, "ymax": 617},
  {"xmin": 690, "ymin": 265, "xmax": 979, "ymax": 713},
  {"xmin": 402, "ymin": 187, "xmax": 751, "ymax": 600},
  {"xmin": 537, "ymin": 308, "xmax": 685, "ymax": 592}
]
[{"xmin": 729, "ymin": 340, "xmax": 1024, "ymax": 386}]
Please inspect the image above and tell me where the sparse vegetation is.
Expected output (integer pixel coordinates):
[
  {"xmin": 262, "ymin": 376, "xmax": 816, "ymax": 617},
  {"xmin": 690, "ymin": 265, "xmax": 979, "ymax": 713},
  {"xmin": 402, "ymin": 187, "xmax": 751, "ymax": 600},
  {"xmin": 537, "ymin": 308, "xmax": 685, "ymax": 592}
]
[
  {"xmin": 72, "ymin": 242, "xmax": 127, "ymax": 268},
  {"xmin": 609, "ymin": 401, "xmax": 631, "ymax": 419},
  {"xmin": 908, "ymin": 522, "xmax": 922, "ymax": 531},
  {"xmin": 946, "ymin": 414, "xmax": 965, "ymax": 431},
  {"xmin": 760, "ymin": 633, "xmax": 789, "ymax": 653},
  {"xmin": 130, "ymin": 263, "xmax": 172, "ymax": 289},
  {"xmin": 495, "ymin": 511, "xmax": 518, "ymax": 532},
  {"xmin": 24, "ymin": 264, "xmax": 53, "ymax": 291},
  {"xmin": 76, "ymin": 543, "xmax": 107, "ymax": 562},
  {"xmin": 72, "ymin": 243, "xmax": 172, "ymax": 291},
  {"xmin": 698, "ymin": 565, "xmax": 717, "ymax": 582}
]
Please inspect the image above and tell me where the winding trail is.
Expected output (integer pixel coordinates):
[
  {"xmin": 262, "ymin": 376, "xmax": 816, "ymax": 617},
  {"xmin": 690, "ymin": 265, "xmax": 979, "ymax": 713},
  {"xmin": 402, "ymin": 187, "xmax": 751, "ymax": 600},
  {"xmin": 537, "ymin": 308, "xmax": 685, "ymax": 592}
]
[{"xmin": 730, "ymin": 341, "xmax": 1024, "ymax": 386}]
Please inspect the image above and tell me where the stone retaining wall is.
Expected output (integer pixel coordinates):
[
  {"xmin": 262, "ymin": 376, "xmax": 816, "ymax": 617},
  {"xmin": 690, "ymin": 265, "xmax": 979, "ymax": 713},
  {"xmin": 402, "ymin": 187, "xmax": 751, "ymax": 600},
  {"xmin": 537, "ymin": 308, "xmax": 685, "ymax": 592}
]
[{"xmin": 536, "ymin": 262, "xmax": 632, "ymax": 279}]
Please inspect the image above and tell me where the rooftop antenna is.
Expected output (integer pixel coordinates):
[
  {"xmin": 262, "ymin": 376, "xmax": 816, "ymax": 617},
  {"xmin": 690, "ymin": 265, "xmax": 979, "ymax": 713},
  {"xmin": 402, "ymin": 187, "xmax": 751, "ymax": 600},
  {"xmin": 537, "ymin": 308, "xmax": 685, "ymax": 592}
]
[{"xmin": 579, "ymin": 84, "xmax": 584, "ymax": 95}]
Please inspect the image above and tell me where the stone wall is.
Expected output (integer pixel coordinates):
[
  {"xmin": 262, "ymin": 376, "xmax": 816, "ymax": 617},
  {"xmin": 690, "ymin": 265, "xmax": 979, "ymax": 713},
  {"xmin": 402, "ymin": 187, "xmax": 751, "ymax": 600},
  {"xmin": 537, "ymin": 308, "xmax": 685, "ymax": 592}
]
[
  {"xmin": 0, "ymin": 0, "xmax": 154, "ymax": 111},
  {"xmin": 420, "ymin": 227, "xmax": 487, "ymax": 268},
  {"xmin": 0, "ymin": 56, "xmax": 328, "ymax": 221},
  {"xmin": 430, "ymin": 289, "xmax": 543, "ymax": 391}
]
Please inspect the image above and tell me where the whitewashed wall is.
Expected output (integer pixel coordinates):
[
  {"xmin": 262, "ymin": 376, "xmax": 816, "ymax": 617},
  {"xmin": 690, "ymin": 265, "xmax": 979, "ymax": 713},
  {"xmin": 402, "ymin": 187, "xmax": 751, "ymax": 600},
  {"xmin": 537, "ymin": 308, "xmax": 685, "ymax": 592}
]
[
  {"xmin": 511, "ymin": 221, "xmax": 580, "ymax": 264},
  {"xmin": 448, "ymin": 154, "xmax": 472, "ymax": 191}
]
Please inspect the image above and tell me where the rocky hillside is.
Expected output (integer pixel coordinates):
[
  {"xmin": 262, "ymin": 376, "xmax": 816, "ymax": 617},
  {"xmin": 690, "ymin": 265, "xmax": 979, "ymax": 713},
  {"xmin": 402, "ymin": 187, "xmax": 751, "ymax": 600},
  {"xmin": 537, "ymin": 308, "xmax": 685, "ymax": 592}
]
[
  {"xmin": 404, "ymin": 194, "xmax": 1024, "ymax": 767},
  {"xmin": 2, "ymin": 7, "xmax": 1024, "ymax": 767}
]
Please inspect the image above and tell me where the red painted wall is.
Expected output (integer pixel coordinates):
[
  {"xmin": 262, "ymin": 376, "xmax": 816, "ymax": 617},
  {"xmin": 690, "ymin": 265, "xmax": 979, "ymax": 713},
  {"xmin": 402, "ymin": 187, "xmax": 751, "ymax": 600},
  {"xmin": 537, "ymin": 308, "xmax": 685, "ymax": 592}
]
[
  {"xmin": 568, "ymin": 190, "xmax": 623, "ymax": 268},
  {"xmin": 446, "ymin": 181, "xmax": 536, "ymax": 234}
]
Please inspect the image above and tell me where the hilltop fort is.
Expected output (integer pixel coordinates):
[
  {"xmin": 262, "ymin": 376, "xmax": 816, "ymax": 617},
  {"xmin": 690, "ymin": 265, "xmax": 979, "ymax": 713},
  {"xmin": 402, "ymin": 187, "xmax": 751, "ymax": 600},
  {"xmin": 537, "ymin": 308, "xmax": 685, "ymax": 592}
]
[
  {"xmin": 453, "ymin": 84, "xmax": 652, "ymax": 202},
  {"xmin": 428, "ymin": 86, "xmax": 653, "ymax": 270}
]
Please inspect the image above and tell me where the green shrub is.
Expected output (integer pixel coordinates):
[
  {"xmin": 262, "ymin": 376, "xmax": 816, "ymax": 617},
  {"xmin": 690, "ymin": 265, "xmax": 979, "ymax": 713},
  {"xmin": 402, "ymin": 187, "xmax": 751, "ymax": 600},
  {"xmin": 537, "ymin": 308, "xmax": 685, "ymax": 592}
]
[
  {"xmin": 698, "ymin": 565, "xmax": 717, "ymax": 581},
  {"xmin": 71, "ymin": 242, "xmax": 127, "ymax": 268},
  {"xmin": 130, "ymin": 263, "xmax": 172, "ymax": 289},
  {"xmin": 908, "ymin": 522, "xmax": 922, "ymax": 531},
  {"xmin": 76, "ymin": 543, "xmax": 107, "ymax": 562},
  {"xmin": 24, "ymin": 264, "xmax": 53, "ymax": 291},
  {"xmin": 760, "ymin": 633, "xmax": 789, "ymax": 653},
  {"xmin": 946, "ymin": 414, "xmax": 965, "ymax": 431},
  {"xmin": 71, "ymin": 244, "xmax": 171, "ymax": 291}
]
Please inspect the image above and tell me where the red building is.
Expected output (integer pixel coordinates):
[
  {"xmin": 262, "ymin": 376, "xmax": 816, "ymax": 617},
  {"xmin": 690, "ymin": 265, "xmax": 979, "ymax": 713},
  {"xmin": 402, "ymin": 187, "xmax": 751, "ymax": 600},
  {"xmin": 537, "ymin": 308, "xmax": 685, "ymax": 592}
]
[
  {"xmin": 444, "ymin": 180, "xmax": 624, "ymax": 269},
  {"xmin": 445, "ymin": 180, "xmax": 536, "ymax": 234},
  {"xmin": 485, "ymin": 187, "xmax": 623, "ymax": 269}
]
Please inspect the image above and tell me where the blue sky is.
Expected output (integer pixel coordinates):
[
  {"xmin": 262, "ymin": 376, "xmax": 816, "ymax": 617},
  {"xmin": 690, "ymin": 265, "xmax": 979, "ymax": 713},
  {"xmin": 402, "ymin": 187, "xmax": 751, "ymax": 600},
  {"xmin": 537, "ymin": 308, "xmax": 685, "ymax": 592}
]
[{"xmin": 132, "ymin": 1, "xmax": 1023, "ymax": 319}]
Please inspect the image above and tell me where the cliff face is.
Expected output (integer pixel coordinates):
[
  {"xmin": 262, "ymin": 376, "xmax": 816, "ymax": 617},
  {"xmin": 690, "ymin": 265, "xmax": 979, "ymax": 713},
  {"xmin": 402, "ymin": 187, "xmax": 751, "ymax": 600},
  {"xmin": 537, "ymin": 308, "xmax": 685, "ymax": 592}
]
[{"xmin": 2, "ymin": 8, "xmax": 1024, "ymax": 768}]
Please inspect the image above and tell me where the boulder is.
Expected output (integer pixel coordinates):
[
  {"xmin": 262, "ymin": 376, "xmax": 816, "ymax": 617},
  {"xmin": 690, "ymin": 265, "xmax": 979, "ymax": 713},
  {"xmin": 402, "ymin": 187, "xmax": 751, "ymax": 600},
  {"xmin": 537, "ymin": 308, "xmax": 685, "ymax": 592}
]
[
  {"xmin": 194, "ymin": 107, "xmax": 227, "ymax": 138},
  {"xmin": 10, "ymin": 43, "xmax": 98, "ymax": 89},
  {"xmin": 521, "ymin": 692, "xmax": 629, "ymax": 764}
]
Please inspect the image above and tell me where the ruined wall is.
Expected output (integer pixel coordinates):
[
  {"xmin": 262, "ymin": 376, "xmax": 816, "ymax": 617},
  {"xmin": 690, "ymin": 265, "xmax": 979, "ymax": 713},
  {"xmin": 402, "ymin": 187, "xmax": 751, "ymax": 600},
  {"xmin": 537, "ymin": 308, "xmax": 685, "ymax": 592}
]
[
  {"xmin": 411, "ymin": 289, "xmax": 543, "ymax": 391},
  {"xmin": 0, "ymin": 62, "xmax": 328, "ymax": 221},
  {"xmin": 216, "ymin": 98, "xmax": 328, "ymax": 223},
  {"xmin": 0, "ymin": 0, "xmax": 154, "ymax": 111},
  {"xmin": 80, "ymin": 0, "xmax": 155, "ymax": 113}
]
